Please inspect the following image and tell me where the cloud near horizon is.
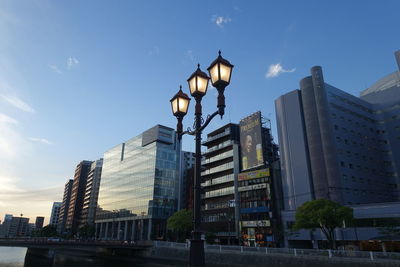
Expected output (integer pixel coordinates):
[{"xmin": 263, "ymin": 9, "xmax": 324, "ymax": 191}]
[
  {"xmin": 0, "ymin": 113, "xmax": 18, "ymax": 124},
  {"xmin": 0, "ymin": 94, "xmax": 35, "ymax": 113},
  {"xmin": 265, "ymin": 63, "xmax": 296, "ymax": 78},
  {"xmin": 0, "ymin": 177, "xmax": 63, "ymax": 222}
]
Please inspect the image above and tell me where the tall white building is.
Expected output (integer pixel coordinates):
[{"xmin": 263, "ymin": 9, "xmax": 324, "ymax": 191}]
[{"xmin": 50, "ymin": 202, "xmax": 62, "ymax": 226}]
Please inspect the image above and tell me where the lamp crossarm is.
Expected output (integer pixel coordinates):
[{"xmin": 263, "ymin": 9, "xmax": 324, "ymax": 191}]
[
  {"xmin": 177, "ymin": 110, "xmax": 219, "ymax": 138},
  {"xmin": 199, "ymin": 110, "xmax": 219, "ymax": 132}
]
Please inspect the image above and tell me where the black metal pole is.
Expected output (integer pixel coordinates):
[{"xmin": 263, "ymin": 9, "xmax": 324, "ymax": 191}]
[{"xmin": 189, "ymin": 97, "xmax": 205, "ymax": 267}]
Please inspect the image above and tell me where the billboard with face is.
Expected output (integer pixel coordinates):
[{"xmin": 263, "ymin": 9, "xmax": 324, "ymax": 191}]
[{"xmin": 240, "ymin": 112, "xmax": 264, "ymax": 171}]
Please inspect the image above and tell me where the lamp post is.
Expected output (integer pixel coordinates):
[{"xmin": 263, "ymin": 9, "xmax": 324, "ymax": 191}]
[{"xmin": 170, "ymin": 51, "xmax": 233, "ymax": 267}]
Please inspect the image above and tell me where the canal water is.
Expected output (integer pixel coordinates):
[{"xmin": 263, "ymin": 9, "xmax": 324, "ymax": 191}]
[{"xmin": 0, "ymin": 247, "xmax": 186, "ymax": 267}]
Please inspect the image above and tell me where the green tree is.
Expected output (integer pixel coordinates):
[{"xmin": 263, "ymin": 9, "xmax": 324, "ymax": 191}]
[
  {"xmin": 39, "ymin": 225, "xmax": 58, "ymax": 237},
  {"xmin": 292, "ymin": 199, "xmax": 353, "ymax": 249},
  {"xmin": 205, "ymin": 232, "xmax": 217, "ymax": 244},
  {"xmin": 167, "ymin": 209, "xmax": 193, "ymax": 242},
  {"xmin": 78, "ymin": 224, "xmax": 95, "ymax": 240}
]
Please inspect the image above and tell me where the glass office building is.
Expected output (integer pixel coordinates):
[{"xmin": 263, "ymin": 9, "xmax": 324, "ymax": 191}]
[{"xmin": 95, "ymin": 125, "xmax": 179, "ymax": 241}]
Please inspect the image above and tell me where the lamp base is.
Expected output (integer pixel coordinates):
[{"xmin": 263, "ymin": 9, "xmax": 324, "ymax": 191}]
[{"xmin": 189, "ymin": 238, "xmax": 205, "ymax": 267}]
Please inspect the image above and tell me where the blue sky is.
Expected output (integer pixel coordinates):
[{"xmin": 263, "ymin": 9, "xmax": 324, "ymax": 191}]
[{"xmin": 0, "ymin": 0, "xmax": 399, "ymax": 223}]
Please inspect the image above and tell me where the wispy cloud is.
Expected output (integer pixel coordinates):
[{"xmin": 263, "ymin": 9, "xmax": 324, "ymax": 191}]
[
  {"xmin": 49, "ymin": 64, "xmax": 63, "ymax": 74},
  {"xmin": 1, "ymin": 94, "xmax": 35, "ymax": 113},
  {"xmin": 29, "ymin": 137, "xmax": 53, "ymax": 145},
  {"xmin": 0, "ymin": 114, "xmax": 27, "ymax": 160},
  {"xmin": 67, "ymin": 56, "xmax": 79, "ymax": 69},
  {"xmin": 0, "ymin": 113, "xmax": 18, "ymax": 124},
  {"xmin": 0, "ymin": 176, "xmax": 62, "ymax": 220},
  {"xmin": 185, "ymin": 50, "xmax": 195, "ymax": 62},
  {"xmin": 265, "ymin": 63, "xmax": 296, "ymax": 78},
  {"xmin": 148, "ymin": 46, "xmax": 160, "ymax": 56},
  {"xmin": 212, "ymin": 15, "xmax": 232, "ymax": 28}
]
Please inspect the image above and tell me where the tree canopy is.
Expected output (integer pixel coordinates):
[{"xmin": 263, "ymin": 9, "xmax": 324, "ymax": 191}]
[
  {"xmin": 292, "ymin": 199, "xmax": 353, "ymax": 249},
  {"xmin": 167, "ymin": 209, "xmax": 193, "ymax": 242},
  {"xmin": 78, "ymin": 224, "xmax": 95, "ymax": 239},
  {"xmin": 37, "ymin": 225, "xmax": 58, "ymax": 237}
]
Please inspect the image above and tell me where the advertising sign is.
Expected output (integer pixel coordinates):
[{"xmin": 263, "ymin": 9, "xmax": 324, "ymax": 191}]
[
  {"xmin": 241, "ymin": 220, "xmax": 271, "ymax": 228},
  {"xmin": 238, "ymin": 183, "xmax": 269, "ymax": 192},
  {"xmin": 238, "ymin": 168, "xmax": 270, "ymax": 181},
  {"xmin": 240, "ymin": 206, "xmax": 269, "ymax": 214},
  {"xmin": 240, "ymin": 112, "xmax": 264, "ymax": 171}
]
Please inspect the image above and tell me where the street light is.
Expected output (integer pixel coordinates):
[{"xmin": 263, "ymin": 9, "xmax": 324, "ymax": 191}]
[{"xmin": 170, "ymin": 51, "xmax": 233, "ymax": 267}]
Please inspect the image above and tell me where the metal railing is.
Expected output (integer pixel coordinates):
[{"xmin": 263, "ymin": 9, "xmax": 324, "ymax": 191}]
[{"xmin": 153, "ymin": 241, "xmax": 400, "ymax": 261}]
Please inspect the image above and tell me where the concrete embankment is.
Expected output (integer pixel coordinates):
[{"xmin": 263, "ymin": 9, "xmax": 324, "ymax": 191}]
[{"xmin": 139, "ymin": 246, "xmax": 400, "ymax": 267}]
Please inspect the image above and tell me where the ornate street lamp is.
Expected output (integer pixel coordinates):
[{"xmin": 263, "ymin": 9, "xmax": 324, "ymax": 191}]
[
  {"xmin": 207, "ymin": 50, "xmax": 234, "ymax": 117},
  {"xmin": 170, "ymin": 51, "xmax": 233, "ymax": 267},
  {"xmin": 170, "ymin": 86, "xmax": 191, "ymax": 134}
]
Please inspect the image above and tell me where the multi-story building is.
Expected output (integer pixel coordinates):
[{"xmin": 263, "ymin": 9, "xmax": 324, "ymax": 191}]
[
  {"xmin": 57, "ymin": 179, "xmax": 73, "ymax": 234},
  {"xmin": 80, "ymin": 159, "xmax": 103, "ymax": 227},
  {"xmin": 49, "ymin": 202, "xmax": 62, "ymax": 226},
  {"xmin": 95, "ymin": 125, "xmax": 180, "ymax": 241},
  {"xmin": 237, "ymin": 112, "xmax": 281, "ymax": 247},
  {"xmin": 276, "ymin": 53, "xmax": 400, "ymax": 209},
  {"xmin": 65, "ymin": 160, "xmax": 93, "ymax": 234},
  {"xmin": 200, "ymin": 116, "xmax": 281, "ymax": 247},
  {"xmin": 35, "ymin": 216, "xmax": 44, "ymax": 229},
  {"xmin": 201, "ymin": 123, "xmax": 241, "ymax": 245},
  {"xmin": 275, "ymin": 51, "xmax": 400, "ymax": 247},
  {"xmin": 0, "ymin": 215, "xmax": 30, "ymax": 237},
  {"xmin": 179, "ymin": 151, "xmax": 195, "ymax": 210}
]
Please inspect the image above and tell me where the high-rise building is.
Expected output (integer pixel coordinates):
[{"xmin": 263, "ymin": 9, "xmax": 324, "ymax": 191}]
[
  {"xmin": 201, "ymin": 123, "xmax": 241, "ymax": 245},
  {"xmin": 237, "ymin": 112, "xmax": 281, "ymax": 247},
  {"xmin": 35, "ymin": 216, "xmax": 44, "ymax": 229},
  {"xmin": 179, "ymin": 151, "xmax": 195, "ymax": 210},
  {"xmin": 80, "ymin": 159, "xmax": 103, "ymax": 227},
  {"xmin": 95, "ymin": 125, "xmax": 180, "ymax": 241},
  {"xmin": 275, "ymin": 52, "xmax": 400, "ymax": 247},
  {"xmin": 65, "ymin": 160, "xmax": 93, "ymax": 234},
  {"xmin": 275, "ymin": 55, "xmax": 400, "ymax": 209},
  {"xmin": 200, "ymin": 117, "xmax": 281, "ymax": 247},
  {"xmin": 49, "ymin": 202, "xmax": 62, "ymax": 226},
  {"xmin": 57, "ymin": 179, "xmax": 73, "ymax": 234}
]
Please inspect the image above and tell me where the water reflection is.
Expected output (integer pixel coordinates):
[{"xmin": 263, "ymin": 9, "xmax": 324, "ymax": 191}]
[{"xmin": 23, "ymin": 248, "xmax": 185, "ymax": 267}]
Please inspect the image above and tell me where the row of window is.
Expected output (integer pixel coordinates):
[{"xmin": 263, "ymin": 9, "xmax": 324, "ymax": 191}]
[
  {"xmin": 333, "ymin": 125, "xmax": 389, "ymax": 144},
  {"xmin": 202, "ymin": 212, "xmax": 228, "ymax": 223},
  {"xmin": 240, "ymin": 189, "xmax": 269, "ymax": 202},
  {"xmin": 201, "ymin": 161, "xmax": 234, "ymax": 176},
  {"xmin": 337, "ymin": 149, "xmax": 393, "ymax": 165},
  {"xmin": 239, "ymin": 177, "xmax": 268, "ymax": 187},
  {"xmin": 240, "ymin": 200, "xmax": 268, "ymax": 209},
  {"xmin": 202, "ymin": 174, "xmax": 234, "ymax": 187},
  {"xmin": 204, "ymin": 186, "xmax": 234, "ymax": 198},
  {"xmin": 203, "ymin": 150, "xmax": 233, "ymax": 164},
  {"xmin": 206, "ymin": 140, "xmax": 233, "ymax": 153},
  {"xmin": 329, "ymin": 93, "xmax": 374, "ymax": 114},
  {"xmin": 340, "ymin": 161, "xmax": 396, "ymax": 177},
  {"xmin": 203, "ymin": 201, "xmax": 232, "ymax": 211}
]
